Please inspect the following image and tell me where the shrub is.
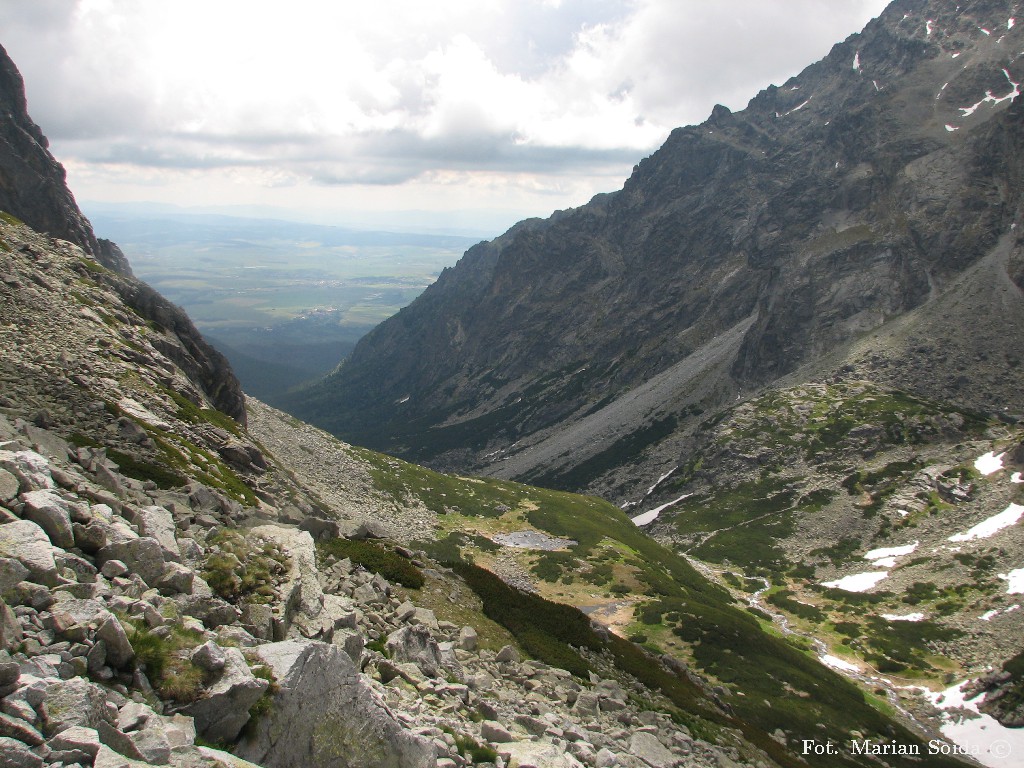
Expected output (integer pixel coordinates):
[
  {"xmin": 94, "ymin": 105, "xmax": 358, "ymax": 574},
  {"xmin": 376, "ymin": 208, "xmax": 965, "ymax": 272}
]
[
  {"xmin": 203, "ymin": 530, "xmax": 290, "ymax": 604},
  {"xmin": 318, "ymin": 538, "xmax": 425, "ymax": 589}
]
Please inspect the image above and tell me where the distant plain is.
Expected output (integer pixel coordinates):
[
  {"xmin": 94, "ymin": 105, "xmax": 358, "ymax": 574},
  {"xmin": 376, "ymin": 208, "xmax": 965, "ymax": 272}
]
[{"xmin": 88, "ymin": 207, "xmax": 479, "ymax": 401}]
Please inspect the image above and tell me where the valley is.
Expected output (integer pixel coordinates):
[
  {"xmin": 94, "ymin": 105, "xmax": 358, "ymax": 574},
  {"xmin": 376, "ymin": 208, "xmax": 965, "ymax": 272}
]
[{"xmin": 89, "ymin": 209, "xmax": 478, "ymax": 402}]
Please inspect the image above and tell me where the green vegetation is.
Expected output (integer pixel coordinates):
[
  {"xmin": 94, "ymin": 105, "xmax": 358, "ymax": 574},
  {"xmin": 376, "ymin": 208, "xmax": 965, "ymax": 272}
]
[
  {"xmin": 107, "ymin": 447, "xmax": 187, "ymax": 489},
  {"xmin": 318, "ymin": 538, "xmax": 425, "ymax": 589},
  {"xmin": 202, "ymin": 530, "xmax": 290, "ymax": 604},
  {"xmin": 127, "ymin": 620, "xmax": 208, "ymax": 703},
  {"xmin": 0, "ymin": 210, "xmax": 24, "ymax": 226},
  {"xmin": 165, "ymin": 387, "xmax": 242, "ymax": 436}
]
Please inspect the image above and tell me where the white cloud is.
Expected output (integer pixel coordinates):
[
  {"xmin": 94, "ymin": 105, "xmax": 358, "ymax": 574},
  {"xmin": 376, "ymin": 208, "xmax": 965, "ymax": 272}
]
[{"xmin": 0, "ymin": 0, "xmax": 889, "ymax": 221}]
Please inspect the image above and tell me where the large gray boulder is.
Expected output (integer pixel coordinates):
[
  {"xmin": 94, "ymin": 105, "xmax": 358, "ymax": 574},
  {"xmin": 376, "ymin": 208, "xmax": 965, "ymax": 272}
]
[
  {"xmin": 0, "ymin": 519, "xmax": 57, "ymax": 585},
  {"xmin": 237, "ymin": 640, "xmax": 433, "ymax": 768},
  {"xmin": 385, "ymin": 625, "xmax": 444, "ymax": 679},
  {"xmin": 19, "ymin": 489, "xmax": 74, "ymax": 548},
  {"xmin": 181, "ymin": 647, "xmax": 268, "ymax": 744}
]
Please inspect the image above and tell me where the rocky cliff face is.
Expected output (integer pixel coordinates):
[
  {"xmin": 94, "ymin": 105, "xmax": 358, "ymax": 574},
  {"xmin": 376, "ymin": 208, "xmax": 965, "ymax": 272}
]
[
  {"xmin": 0, "ymin": 43, "xmax": 243, "ymax": 424},
  {"xmin": 287, "ymin": 0, "xmax": 1024, "ymax": 502}
]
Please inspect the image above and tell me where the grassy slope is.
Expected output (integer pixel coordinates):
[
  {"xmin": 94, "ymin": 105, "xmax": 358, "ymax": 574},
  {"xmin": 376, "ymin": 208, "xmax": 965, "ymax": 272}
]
[{"xmin": 349, "ymin": 444, "xmax": 969, "ymax": 768}]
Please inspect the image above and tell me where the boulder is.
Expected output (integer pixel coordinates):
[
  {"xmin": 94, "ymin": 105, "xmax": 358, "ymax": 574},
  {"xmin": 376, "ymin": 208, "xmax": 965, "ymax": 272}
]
[
  {"xmin": 237, "ymin": 640, "xmax": 434, "ymax": 768},
  {"xmin": 42, "ymin": 676, "xmax": 114, "ymax": 734},
  {"xmin": 19, "ymin": 489, "xmax": 75, "ymax": 548},
  {"xmin": 98, "ymin": 535, "xmax": 167, "ymax": 588},
  {"xmin": 628, "ymin": 732, "xmax": 676, "ymax": 768},
  {"xmin": 386, "ymin": 625, "xmax": 444, "ymax": 679},
  {"xmin": 250, "ymin": 525, "xmax": 323, "ymax": 627},
  {"xmin": 0, "ymin": 519, "xmax": 58, "ymax": 585},
  {"xmin": 133, "ymin": 506, "xmax": 180, "ymax": 561},
  {"xmin": 181, "ymin": 647, "xmax": 268, "ymax": 743},
  {"xmin": 95, "ymin": 615, "xmax": 134, "ymax": 669},
  {"xmin": 0, "ymin": 736, "xmax": 43, "ymax": 768},
  {"xmin": 503, "ymin": 741, "xmax": 586, "ymax": 768}
]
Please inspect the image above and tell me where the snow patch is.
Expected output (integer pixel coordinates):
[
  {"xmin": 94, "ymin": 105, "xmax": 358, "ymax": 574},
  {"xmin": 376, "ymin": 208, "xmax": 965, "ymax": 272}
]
[
  {"xmin": 1002, "ymin": 567, "xmax": 1024, "ymax": 594},
  {"xmin": 821, "ymin": 571, "xmax": 888, "ymax": 592},
  {"xmin": 821, "ymin": 654, "xmax": 860, "ymax": 672},
  {"xmin": 631, "ymin": 493, "xmax": 691, "ymax": 526},
  {"xmin": 396, "ymin": 395, "xmax": 410, "ymax": 404},
  {"xmin": 926, "ymin": 19, "xmax": 934, "ymax": 36},
  {"xmin": 945, "ymin": 124, "xmax": 960, "ymax": 131},
  {"xmin": 1012, "ymin": 472, "xmax": 1023, "ymax": 484},
  {"xmin": 784, "ymin": 99, "xmax": 810, "ymax": 116},
  {"xmin": 1010, "ymin": 18, "xmax": 1016, "ymax": 30},
  {"xmin": 921, "ymin": 681, "xmax": 1024, "ymax": 768},
  {"xmin": 948, "ymin": 503, "xmax": 1024, "ymax": 542},
  {"xmin": 852, "ymin": 51, "xmax": 861, "ymax": 71},
  {"xmin": 980, "ymin": 27, "xmax": 991, "ymax": 36},
  {"xmin": 865, "ymin": 541, "xmax": 919, "ymax": 560},
  {"xmin": 974, "ymin": 451, "xmax": 1005, "ymax": 475},
  {"xmin": 881, "ymin": 612, "xmax": 926, "ymax": 622},
  {"xmin": 979, "ymin": 609, "xmax": 999, "ymax": 621}
]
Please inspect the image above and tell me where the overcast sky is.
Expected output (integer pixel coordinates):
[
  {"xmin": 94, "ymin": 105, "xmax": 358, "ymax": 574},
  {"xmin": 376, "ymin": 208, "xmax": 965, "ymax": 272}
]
[{"xmin": 0, "ymin": 0, "xmax": 890, "ymax": 232}]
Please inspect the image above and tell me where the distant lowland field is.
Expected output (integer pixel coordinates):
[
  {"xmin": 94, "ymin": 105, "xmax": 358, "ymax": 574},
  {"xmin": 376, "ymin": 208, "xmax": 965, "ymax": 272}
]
[{"xmin": 88, "ymin": 208, "xmax": 479, "ymax": 403}]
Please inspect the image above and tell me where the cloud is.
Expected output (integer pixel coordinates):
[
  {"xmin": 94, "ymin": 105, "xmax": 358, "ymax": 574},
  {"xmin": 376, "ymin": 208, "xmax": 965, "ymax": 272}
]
[{"xmin": 0, "ymin": 0, "xmax": 889, "ymax": 213}]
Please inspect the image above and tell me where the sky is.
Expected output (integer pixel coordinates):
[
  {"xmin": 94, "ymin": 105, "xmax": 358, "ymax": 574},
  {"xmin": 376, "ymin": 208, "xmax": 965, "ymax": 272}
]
[{"xmin": 0, "ymin": 0, "xmax": 890, "ymax": 233}]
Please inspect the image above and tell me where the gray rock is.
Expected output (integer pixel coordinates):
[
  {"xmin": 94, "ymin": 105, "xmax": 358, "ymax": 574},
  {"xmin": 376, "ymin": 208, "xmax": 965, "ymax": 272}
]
[
  {"xmin": 47, "ymin": 725, "xmax": 102, "ymax": 758},
  {"xmin": 480, "ymin": 719, "xmax": 514, "ymax": 743},
  {"xmin": 249, "ymin": 525, "xmax": 323, "ymax": 628},
  {"xmin": 133, "ymin": 506, "xmax": 180, "ymax": 561},
  {"xmin": 42, "ymin": 676, "xmax": 113, "ymax": 734},
  {"xmin": 95, "ymin": 615, "xmax": 134, "ymax": 669},
  {"xmin": 190, "ymin": 641, "xmax": 227, "ymax": 673},
  {"xmin": 628, "ymin": 732, "xmax": 675, "ymax": 768},
  {"xmin": 0, "ymin": 736, "xmax": 43, "ymax": 768},
  {"xmin": 181, "ymin": 647, "xmax": 268, "ymax": 743},
  {"xmin": 97, "ymin": 536, "xmax": 166, "ymax": 588},
  {"xmin": 237, "ymin": 640, "xmax": 434, "ymax": 768},
  {"xmin": 20, "ymin": 489, "xmax": 75, "ymax": 548},
  {"xmin": 0, "ymin": 471, "xmax": 17, "ymax": 503},
  {"xmin": 458, "ymin": 626, "xmax": 478, "ymax": 652},
  {"xmin": 386, "ymin": 625, "xmax": 444, "ymax": 679},
  {"xmin": 0, "ymin": 710, "xmax": 44, "ymax": 745},
  {"xmin": 0, "ymin": 558, "xmax": 28, "ymax": 594},
  {"xmin": 155, "ymin": 561, "xmax": 194, "ymax": 595},
  {"xmin": 0, "ymin": 449, "xmax": 53, "ymax": 491},
  {"xmin": 495, "ymin": 644, "xmax": 520, "ymax": 664},
  {"xmin": 0, "ymin": 519, "xmax": 58, "ymax": 585}
]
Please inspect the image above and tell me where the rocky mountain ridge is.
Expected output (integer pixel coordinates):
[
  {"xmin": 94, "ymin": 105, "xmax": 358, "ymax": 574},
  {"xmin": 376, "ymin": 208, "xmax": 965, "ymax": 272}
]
[{"xmin": 286, "ymin": 0, "xmax": 1024, "ymax": 508}]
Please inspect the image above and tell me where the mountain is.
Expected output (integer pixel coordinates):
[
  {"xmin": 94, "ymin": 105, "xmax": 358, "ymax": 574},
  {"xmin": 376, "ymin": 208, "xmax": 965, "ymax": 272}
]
[
  {"xmin": 286, "ymin": 0, "xmax": 1024, "ymax": 505},
  {"xmin": 0, "ymin": 35, "xmax": 997, "ymax": 768}
]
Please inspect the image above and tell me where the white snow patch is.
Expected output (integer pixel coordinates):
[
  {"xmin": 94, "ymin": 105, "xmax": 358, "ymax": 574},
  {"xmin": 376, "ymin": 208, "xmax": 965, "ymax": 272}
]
[
  {"xmin": 1011, "ymin": 472, "xmax": 1023, "ymax": 484},
  {"xmin": 974, "ymin": 451, "xmax": 1005, "ymax": 475},
  {"xmin": 980, "ymin": 27, "xmax": 991, "ymax": 35},
  {"xmin": 895, "ymin": 508, "xmax": 909, "ymax": 517},
  {"xmin": 631, "ymin": 493, "xmax": 691, "ymax": 526},
  {"xmin": 865, "ymin": 541, "xmax": 919, "ymax": 560},
  {"xmin": 926, "ymin": 19, "xmax": 934, "ymax": 36},
  {"xmin": 872, "ymin": 80, "xmax": 880, "ymax": 91},
  {"xmin": 1007, "ymin": 604, "xmax": 1021, "ymax": 613},
  {"xmin": 945, "ymin": 124, "xmax": 960, "ymax": 131},
  {"xmin": 1010, "ymin": 18, "xmax": 1016, "ymax": 30},
  {"xmin": 921, "ymin": 681, "xmax": 1024, "ymax": 767},
  {"xmin": 852, "ymin": 51, "xmax": 861, "ymax": 71},
  {"xmin": 952, "ymin": 51, "xmax": 962, "ymax": 58},
  {"xmin": 396, "ymin": 395, "xmax": 410, "ymax": 404},
  {"xmin": 821, "ymin": 654, "xmax": 860, "ymax": 672},
  {"xmin": 821, "ymin": 571, "xmax": 888, "ymax": 592},
  {"xmin": 872, "ymin": 556, "xmax": 898, "ymax": 567},
  {"xmin": 784, "ymin": 99, "xmax": 810, "ymax": 116},
  {"xmin": 1003, "ymin": 567, "xmax": 1024, "ymax": 594},
  {"xmin": 881, "ymin": 612, "xmax": 926, "ymax": 622},
  {"xmin": 979, "ymin": 609, "xmax": 999, "ymax": 621},
  {"xmin": 948, "ymin": 503, "xmax": 1024, "ymax": 542},
  {"xmin": 646, "ymin": 468, "xmax": 677, "ymax": 497}
]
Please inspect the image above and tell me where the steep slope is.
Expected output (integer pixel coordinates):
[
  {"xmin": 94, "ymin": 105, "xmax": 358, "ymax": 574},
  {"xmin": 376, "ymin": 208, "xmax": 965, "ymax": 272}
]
[{"xmin": 287, "ymin": 0, "xmax": 1024, "ymax": 504}]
